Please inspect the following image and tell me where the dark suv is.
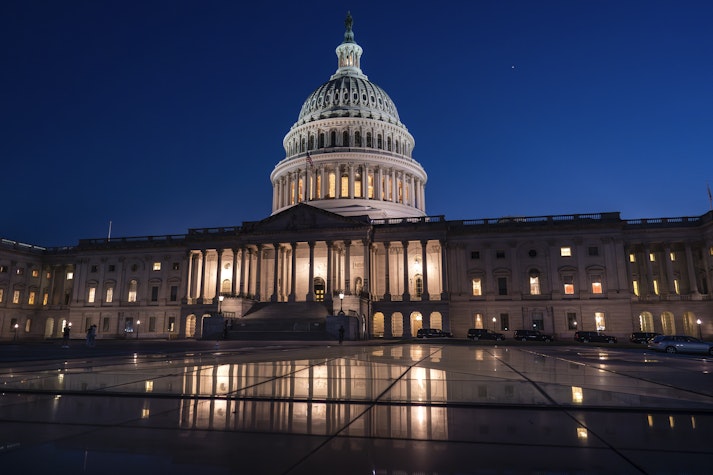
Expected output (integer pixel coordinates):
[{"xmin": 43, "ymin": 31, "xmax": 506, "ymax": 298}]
[
  {"xmin": 629, "ymin": 332, "xmax": 660, "ymax": 344},
  {"xmin": 514, "ymin": 329, "xmax": 554, "ymax": 342},
  {"xmin": 467, "ymin": 329, "xmax": 505, "ymax": 341},
  {"xmin": 573, "ymin": 331, "xmax": 617, "ymax": 343},
  {"xmin": 416, "ymin": 328, "xmax": 452, "ymax": 338}
]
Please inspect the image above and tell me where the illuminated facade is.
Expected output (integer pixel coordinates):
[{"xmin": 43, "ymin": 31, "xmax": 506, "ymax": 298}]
[{"xmin": 1, "ymin": 15, "xmax": 712, "ymax": 342}]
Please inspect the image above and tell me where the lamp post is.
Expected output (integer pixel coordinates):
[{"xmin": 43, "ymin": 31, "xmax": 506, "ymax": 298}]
[
  {"xmin": 136, "ymin": 320, "xmax": 141, "ymax": 340},
  {"xmin": 218, "ymin": 295, "xmax": 224, "ymax": 314},
  {"xmin": 338, "ymin": 291, "xmax": 344, "ymax": 315},
  {"xmin": 697, "ymin": 319, "xmax": 702, "ymax": 339}
]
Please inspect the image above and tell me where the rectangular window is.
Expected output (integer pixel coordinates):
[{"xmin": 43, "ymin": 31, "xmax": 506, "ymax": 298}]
[
  {"xmin": 105, "ymin": 287, "xmax": 114, "ymax": 303},
  {"xmin": 43, "ymin": 292, "xmax": 48, "ymax": 305},
  {"xmin": 88, "ymin": 287, "xmax": 96, "ymax": 303},
  {"xmin": 0, "ymin": 288, "xmax": 3, "ymax": 303},
  {"xmin": 28, "ymin": 291, "xmax": 36, "ymax": 305},
  {"xmin": 591, "ymin": 277, "xmax": 602, "ymax": 294},
  {"xmin": 472, "ymin": 278, "xmax": 482, "ymax": 296},
  {"xmin": 153, "ymin": 262, "xmax": 161, "ymax": 271},
  {"xmin": 497, "ymin": 277, "xmax": 508, "ymax": 296},
  {"xmin": 473, "ymin": 313, "xmax": 484, "ymax": 329},
  {"xmin": 470, "ymin": 251, "xmax": 480, "ymax": 259},
  {"xmin": 567, "ymin": 312, "xmax": 578, "ymax": 330},
  {"xmin": 674, "ymin": 279, "xmax": 680, "ymax": 295},
  {"xmin": 588, "ymin": 247, "xmax": 599, "ymax": 256},
  {"xmin": 563, "ymin": 276, "xmax": 574, "ymax": 295},
  {"xmin": 670, "ymin": 251, "xmax": 676, "ymax": 262},
  {"xmin": 500, "ymin": 313, "xmax": 509, "ymax": 331},
  {"xmin": 649, "ymin": 252, "xmax": 656, "ymax": 262},
  {"xmin": 16, "ymin": 267, "xmax": 24, "ymax": 275},
  {"xmin": 25, "ymin": 319, "xmax": 32, "ymax": 332},
  {"xmin": 172, "ymin": 262, "xmax": 180, "ymax": 271},
  {"xmin": 90, "ymin": 265, "xmax": 98, "ymax": 273},
  {"xmin": 13, "ymin": 290, "xmax": 20, "ymax": 304},
  {"xmin": 629, "ymin": 253, "xmax": 636, "ymax": 263},
  {"xmin": 496, "ymin": 250, "xmax": 505, "ymax": 259},
  {"xmin": 594, "ymin": 312, "xmax": 606, "ymax": 331},
  {"xmin": 170, "ymin": 285, "xmax": 178, "ymax": 302},
  {"xmin": 85, "ymin": 317, "xmax": 92, "ymax": 330},
  {"xmin": 0, "ymin": 265, "xmax": 7, "ymax": 273},
  {"xmin": 102, "ymin": 317, "xmax": 110, "ymax": 332},
  {"xmin": 108, "ymin": 265, "xmax": 116, "ymax": 272},
  {"xmin": 560, "ymin": 247, "xmax": 572, "ymax": 257},
  {"xmin": 168, "ymin": 317, "xmax": 176, "ymax": 333},
  {"xmin": 529, "ymin": 275, "xmax": 540, "ymax": 295},
  {"xmin": 149, "ymin": 316, "xmax": 156, "ymax": 332},
  {"xmin": 151, "ymin": 286, "xmax": 159, "ymax": 302},
  {"xmin": 67, "ymin": 272, "xmax": 74, "ymax": 280},
  {"xmin": 632, "ymin": 280, "xmax": 639, "ymax": 296},
  {"xmin": 31, "ymin": 269, "xmax": 40, "ymax": 278},
  {"xmin": 653, "ymin": 279, "xmax": 659, "ymax": 295}
]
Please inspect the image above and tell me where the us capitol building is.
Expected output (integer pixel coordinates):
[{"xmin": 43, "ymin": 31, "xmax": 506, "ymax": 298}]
[{"xmin": 2, "ymin": 14, "xmax": 712, "ymax": 342}]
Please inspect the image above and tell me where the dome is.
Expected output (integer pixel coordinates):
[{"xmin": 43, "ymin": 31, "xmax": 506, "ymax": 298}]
[{"xmin": 296, "ymin": 76, "xmax": 402, "ymax": 126}]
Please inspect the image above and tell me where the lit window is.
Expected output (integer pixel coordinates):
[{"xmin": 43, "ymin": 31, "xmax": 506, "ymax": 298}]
[
  {"xmin": 653, "ymin": 279, "xmax": 659, "ymax": 295},
  {"xmin": 561, "ymin": 247, "xmax": 572, "ymax": 257},
  {"xmin": 128, "ymin": 280, "xmax": 137, "ymax": 303},
  {"xmin": 13, "ymin": 290, "xmax": 20, "ymax": 304},
  {"xmin": 633, "ymin": 280, "xmax": 640, "ymax": 296},
  {"xmin": 32, "ymin": 269, "xmax": 39, "ymax": 278},
  {"xmin": 529, "ymin": 272, "xmax": 541, "ymax": 295},
  {"xmin": 153, "ymin": 262, "xmax": 161, "ymax": 271},
  {"xmin": 0, "ymin": 265, "xmax": 7, "ymax": 273},
  {"xmin": 43, "ymin": 292, "xmax": 48, "ymax": 305},
  {"xmin": 172, "ymin": 262, "xmax": 180, "ymax": 271},
  {"xmin": 105, "ymin": 287, "xmax": 114, "ymax": 303},
  {"xmin": 67, "ymin": 272, "xmax": 74, "ymax": 280},
  {"xmin": 472, "ymin": 278, "xmax": 482, "ymax": 296},
  {"xmin": 16, "ymin": 267, "xmax": 24, "ymax": 275},
  {"xmin": 0, "ymin": 289, "xmax": 4, "ymax": 303},
  {"xmin": 564, "ymin": 276, "xmax": 574, "ymax": 295},
  {"xmin": 670, "ymin": 251, "xmax": 676, "ymax": 262},
  {"xmin": 674, "ymin": 279, "xmax": 680, "ymax": 295},
  {"xmin": 649, "ymin": 252, "xmax": 656, "ymax": 262},
  {"xmin": 594, "ymin": 312, "xmax": 606, "ymax": 331},
  {"xmin": 591, "ymin": 277, "xmax": 602, "ymax": 294},
  {"xmin": 88, "ymin": 287, "xmax": 96, "ymax": 303},
  {"xmin": 629, "ymin": 253, "xmax": 636, "ymax": 263},
  {"xmin": 28, "ymin": 291, "xmax": 36, "ymax": 305}
]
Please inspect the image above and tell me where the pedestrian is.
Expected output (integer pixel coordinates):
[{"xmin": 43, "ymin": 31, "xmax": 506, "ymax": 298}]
[
  {"xmin": 88, "ymin": 324, "xmax": 97, "ymax": 347},
  {"xmin": 62, "ymin": 324, "xmax": 71, "ymax": 348},
  {"xmin": 338, "ymin": 325, "xmax": 345, "ymax": 345}
]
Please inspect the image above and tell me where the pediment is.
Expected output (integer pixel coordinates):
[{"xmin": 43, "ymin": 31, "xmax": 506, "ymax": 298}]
[{"xmin": 245, "ymin": 204, "xmax": 370, "ymax": 234}]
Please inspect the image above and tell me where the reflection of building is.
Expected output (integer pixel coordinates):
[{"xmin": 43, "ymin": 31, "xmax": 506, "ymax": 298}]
[{"xmin": 0, "ymin": 14, "xmax": 712, "ymax": 342}]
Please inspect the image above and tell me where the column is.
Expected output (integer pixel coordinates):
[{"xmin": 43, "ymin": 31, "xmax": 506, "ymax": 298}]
[
  {"xmin": 289, "ymin": 242, "xmax": 297, "ymax": 302},
  {"xmin": 390, "ymin": 169, "xmax": 396, "ymax": 201},
  {"xmin": 271, "ymin": 243, "xmax": 280, "ymax": 302},
  {"xmin": 239, "ymin": 247, "xmax": 247, "ymax": 297},
  {"xmin": 344, "ymin": 240, "xmax": 352, "ymax": 294},
  {"xmin": 421, "ymin": 240, "xmax": 430, "ymax": 300},
  {"xmin": 402, "ymin": 241, "xmax": 410, "ymax": 301},
  {"xmin": 348, "ymin": 163, "xmax": 355, "ymax": 198},
  {"xmin": 377, "ymin": 167, "xmax": 384, "ymax": 200},
  {"xmin": 362, "ymin": 239, "xmax": 370, "ymax": 296},
  {"xmin": 184, "ymin": 251, "xmax": 194, "ymax": 302},
  {"xmin": 255, "ymin": 244, "xmax": 263, "ymax": 301},
  {"xmin": 363, "ymin": 164, "xmax": 370, "ymax": 199},
  {"xmin": 198, "ymin": 249, "xmax": 207, "ymax": 303},
  {"xmin": 335, "ymin": 164, "xmax": 342, "ymax": 198},
  {"xmin": 320, "ymin": 166, "xmax": 326, "ymax": 199},
  {"xmin": 384, "ymin": 242, "xmax": 391, "ymax": 300},
  {"xmin": 644, "ymin": 244, "xmax": 655, "ymax": 295},
  {"xmin": 664, "ymin": 245, "xmax": 676, "ymax": 294},
  {"xmin": 215, "ymin": 249, "xmax": 223, "ymax": 299},
  {"xmin": 231, "ymin": 249, "xmax": 239, "ymax": 295},
  {"xmin": 246, "ymin": 248, "xmax": 253, "ymax": 298},
  {"xmin": 440, "ymin": 240, "xmax": 448, "ymax": 299},
  {"xmin": 685, "ymin": 243, "xmax": 700, "ymax": 294},
  {"xmin": 307, "ymin": 241, "xmax": 315, "ymax": 301},
  {"xmin": 326, "ymin": 241, "xmax": 333, "ymax": 302}
]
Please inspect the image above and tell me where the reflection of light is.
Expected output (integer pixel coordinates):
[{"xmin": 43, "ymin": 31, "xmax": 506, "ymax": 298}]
[
  {"xmin": 416, "ymin": 406, "xmax": 427, "ymax": 425},
  {"xmin": 647, "ymin": 415, "xmax": 654, "ymax": 428},
  {"xmin": 691, "ymin": 416, "xmax": 696, "ymax": 429},
  {"xmin": 145, "ymin": 380, "xmax": 153, "ymax": 392},
  {"xmin": 475, "ymin": 350, "xmax": 484, "ymax": 361},
  {"xmin": 141, "ymin": 408, "xmax": 150, "ymax": 419},
  {"xmin": 571, "ymin": 386, "xmax": 583, "ymax": 404},
  {"xmin": 577, "ymin": 427, "xmax": 588, "ymax": 439},
  {"xmin": 669, "ymin": 416, "xmax": 675, "ymax": 429},
  {"xmin": 597, "ymin": 353, "xmax": 609, "ymax": 361},
  {"xmin": 58, "ymin": 374, "xmax": 64, "ymax": 384},
  {"xmin": 415, "ymin": 313, "xmax": 422, "ymax": 321}
]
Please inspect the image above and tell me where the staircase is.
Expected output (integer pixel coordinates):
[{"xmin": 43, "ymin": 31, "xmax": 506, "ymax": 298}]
[{"xmin": 229, "ymin": 301, "xmax": 333, "ymax": 340}]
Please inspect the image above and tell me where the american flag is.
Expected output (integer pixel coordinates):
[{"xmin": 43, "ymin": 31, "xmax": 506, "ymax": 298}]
[{"xmin": 306, "ymin": 151, "xmax": 313, "ymax": 166}]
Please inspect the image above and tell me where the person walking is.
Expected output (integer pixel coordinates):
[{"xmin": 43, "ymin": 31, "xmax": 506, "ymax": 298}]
[
  {"xmin": 62, "ymin": 324, "xmax": 71, "ymax": 348},
  {"xmin": 338, "ymin": 325, "xmax": 345, "ymax": 345}
]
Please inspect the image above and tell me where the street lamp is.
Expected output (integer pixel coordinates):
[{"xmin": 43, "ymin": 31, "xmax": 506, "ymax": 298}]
[
  {"xmin": 338, "ymin": 291, "xmax": 344, "ymax": 315},
  {"xmin": 14, "ymin": 323, "xmax": 19, "ymax": 341},
  {"xmin": 697, "ymin": 319, "xmax": 702, "ymax": 339},
  {"xmin": 136, "ymin": 320, "xmax": 141, "ymax": 340},
  {"xmin": 218, "ymin": 295, "xmax": 224, "ymax": 314}
]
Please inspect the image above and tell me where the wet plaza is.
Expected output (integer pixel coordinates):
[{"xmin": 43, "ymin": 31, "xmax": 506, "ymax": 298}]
[{"xmin": 0, "ymin": 340, "xmax": 711, "ymax": 474}]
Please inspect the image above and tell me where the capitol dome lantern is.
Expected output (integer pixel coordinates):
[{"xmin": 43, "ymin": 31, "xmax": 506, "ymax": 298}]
[{"xmin": 270, "ymin": 12, "xmax": 428, "ymax": 219}]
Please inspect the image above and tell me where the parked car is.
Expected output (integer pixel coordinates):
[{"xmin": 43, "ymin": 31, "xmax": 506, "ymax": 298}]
[
  {"xmin": 416, "ymin": 328, "xmax": 452, "ymax": 338},
  {"xmin": 514, "ymin": 329, "xmax": 554, "ymax": 342},
  {"xmin": 573, "ymin": 331, "xmax": 617, "ymax": 343},
  {"xmin": 629, "ymin": 332, "xmax": 660, "ymax": 344},
  {"xmin": 467, "ymin": 329, "xmax": 505, "ymax": 341},
  {"xmin": 647, "ymin": 335, "xmax": 713, "ymax": 355}
]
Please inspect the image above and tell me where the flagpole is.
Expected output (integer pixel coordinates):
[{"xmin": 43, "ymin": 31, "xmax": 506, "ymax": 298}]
[{"xmin": 708, "ymin": 184, "xmax": 712, "ymax": 211}]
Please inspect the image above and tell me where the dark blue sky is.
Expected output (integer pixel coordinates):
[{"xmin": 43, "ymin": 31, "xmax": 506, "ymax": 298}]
[{"xmin": 2, "ymin": 1, "xmax": 712, "ymax": 247}]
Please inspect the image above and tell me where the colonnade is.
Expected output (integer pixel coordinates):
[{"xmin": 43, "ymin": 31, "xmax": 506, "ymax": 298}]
[{"xmin": 272, "ymin": 162, "xmax": 426, "ymax": 212}]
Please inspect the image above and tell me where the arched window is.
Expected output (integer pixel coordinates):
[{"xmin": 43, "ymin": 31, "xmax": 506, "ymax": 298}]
[
  {"xmin": 343, "ymin": 131, "xmax": 349, "ymax": 147},
  {"xmin": 221, "ymin": 279, "xmax": 231, "ymax": 293},
  {"xmin": 366, "ymin": 132, "xmax": 372, "ymax": 148},
  {"xmin": 318, "ymin": 133, "xmax": 325, "ymax": 148},
  {"xmin": 529, "ymin": 270, "xmax": 541, "ymax": 295},
  {"xmin": 414, "ymin": 275, "xmax": 423, "ymax": 297},
  {"xmin": 300, "ymin": 138, "xmax": 306, "ymax": 153},
  {"xmin": 354, "ymin": 131, "xmax": 362, "ymax": 147},
  {"xmin": 377, "ymin": 134, "xmax": 383, "ymax": 149},
  {"xmin": 387, "ymin": 137, "xmax": 392, "ymax": 151},
  {"xmin": 314, "ymin": 277, "xmax": 325, "ymax": 302},
  {"xmin": 330, "ymin": 131, "xmax": 337, "ymax": 147},
  {"xmin": 395, "ymin": 140, "xmax": 400, "ymax": 154},
  {"xmin": 308, "ymin": 135, "xmax": 314, "ymax": 150}
]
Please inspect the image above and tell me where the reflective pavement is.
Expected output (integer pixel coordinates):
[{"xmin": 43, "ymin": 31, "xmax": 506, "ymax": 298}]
[{"xmin": 1, "ymin": 341, "xmax": 712, "ymax": 474}]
